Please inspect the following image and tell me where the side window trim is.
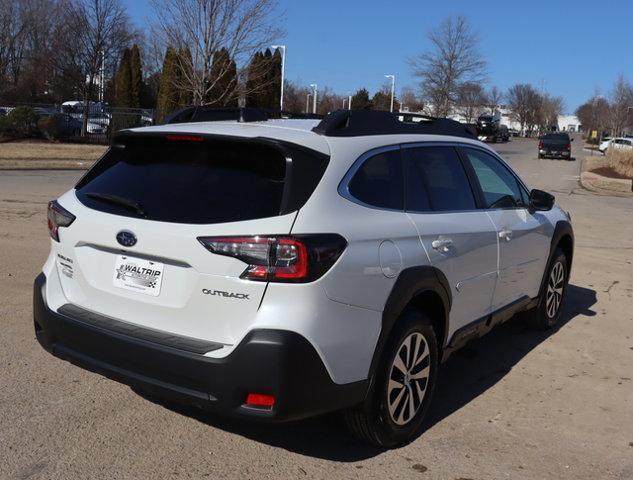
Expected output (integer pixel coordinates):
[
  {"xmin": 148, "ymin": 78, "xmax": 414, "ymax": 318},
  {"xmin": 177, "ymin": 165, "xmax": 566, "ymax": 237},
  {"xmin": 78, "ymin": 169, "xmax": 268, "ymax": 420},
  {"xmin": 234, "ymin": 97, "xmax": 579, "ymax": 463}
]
[
  {"xmin": 338, "ymin": 144, "xmax": 404, "ymax": 212},
  {"xmin": 458, "ymin": 145, "xmax": 530, "ymax": 210}
]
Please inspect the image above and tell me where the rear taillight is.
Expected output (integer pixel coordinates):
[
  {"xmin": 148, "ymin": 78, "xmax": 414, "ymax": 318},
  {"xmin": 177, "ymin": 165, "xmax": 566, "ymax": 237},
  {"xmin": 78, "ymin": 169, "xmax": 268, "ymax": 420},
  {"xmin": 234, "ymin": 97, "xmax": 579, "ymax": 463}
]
[
  {"xmin": 47, "ymin": 200, "xmax": 75, "ymax": 242},
  {"xmin": 538, "ymin": 141, "xmax": 543, "ymax": 149},
  {"xmin": 565, "ymin": 143, "xmax": 571, "ymax": 151},
  {"xmin": 197, "ymin": 234, "xmax": 346, "ymax": 283}
]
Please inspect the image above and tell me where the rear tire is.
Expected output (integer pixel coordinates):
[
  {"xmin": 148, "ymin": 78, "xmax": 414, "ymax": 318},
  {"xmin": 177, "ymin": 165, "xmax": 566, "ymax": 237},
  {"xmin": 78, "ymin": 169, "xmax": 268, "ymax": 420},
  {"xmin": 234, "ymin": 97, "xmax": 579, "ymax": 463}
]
[
  {"xmin": 530, "ymin": 248, "xmax": 568, "ymax": 329},
  {"xmin": 344, "ymin": 309, "xmax": 438, "ymax": 447}
]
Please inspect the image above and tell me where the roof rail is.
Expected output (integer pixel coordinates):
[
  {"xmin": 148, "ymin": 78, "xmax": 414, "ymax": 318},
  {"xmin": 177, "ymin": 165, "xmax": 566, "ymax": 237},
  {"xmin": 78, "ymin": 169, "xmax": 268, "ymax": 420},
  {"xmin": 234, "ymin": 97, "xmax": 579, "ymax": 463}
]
[
  {"xmin": 163, "ymin": 106, "xmax": 324, "ymax": 125},
  {"xmin": 312, "ymin": 109, "xmax": 477, "ymax": 139}
]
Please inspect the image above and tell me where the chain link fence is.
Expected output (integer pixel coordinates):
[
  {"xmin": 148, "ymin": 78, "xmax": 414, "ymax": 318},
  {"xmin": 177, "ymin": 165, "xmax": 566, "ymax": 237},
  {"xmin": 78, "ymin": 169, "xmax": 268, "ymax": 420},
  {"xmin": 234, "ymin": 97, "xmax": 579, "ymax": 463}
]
[{"xmin": 0, "ymin": 102, "xmax": 155, "ymax": 144}]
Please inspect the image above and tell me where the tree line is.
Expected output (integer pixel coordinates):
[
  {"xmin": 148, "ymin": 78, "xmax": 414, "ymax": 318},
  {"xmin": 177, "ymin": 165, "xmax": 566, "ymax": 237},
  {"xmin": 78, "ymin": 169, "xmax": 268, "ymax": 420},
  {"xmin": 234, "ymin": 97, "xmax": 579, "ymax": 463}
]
[
  {"xmin": 575, "ymin": 76, "xmax": 633, "ymax": 139},
  {"xmin": 4, "ymin": 2, "xmax": 624, "ymax": 137}
]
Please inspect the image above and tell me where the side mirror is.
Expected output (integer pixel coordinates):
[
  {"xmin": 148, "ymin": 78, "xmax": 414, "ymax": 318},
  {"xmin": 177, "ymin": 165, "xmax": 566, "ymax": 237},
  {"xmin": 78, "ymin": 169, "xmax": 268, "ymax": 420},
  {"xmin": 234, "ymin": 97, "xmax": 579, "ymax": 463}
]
[
  {"xmin": 570, "ymin": 138, "xmax": 574, "ymax": 142},
  {"xmin": 529, "ymin": 189, "xmax": 555, "ymax": 212}
]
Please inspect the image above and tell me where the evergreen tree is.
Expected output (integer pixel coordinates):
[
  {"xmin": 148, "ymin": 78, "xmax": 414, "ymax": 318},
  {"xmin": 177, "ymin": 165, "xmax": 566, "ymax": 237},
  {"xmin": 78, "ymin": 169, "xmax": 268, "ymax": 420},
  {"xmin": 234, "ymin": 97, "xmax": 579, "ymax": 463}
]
[
  {"xmin": 129, "ymin": 44, "xmax": 142, "ymax": 108},
  {"xmin": 245, "ymin": 51, "xmax": 264, "ymax": 107},
  {"xmin": 176, "ymin": 47, "xmax": 193, "ymax": 106},
  {"xmin": 372, "ymin": 90, "xmax": 400, "ymax": 112},
  {"xmin": 156, "ymin": 47, "xmax": 178, "ymax": 122},
  {"xmin": 207, "ymin": 48, "xmax": 238, "ymax": 106},
  {"xmin": 269, "ymin": 48, "xmax": 282, "ymax": 110},
  {"xmin": 351, "ymin": 88, "xmax": 372, "ymax": 110},
  {"xmin": 114, "ymin": 48, "xmax": 132, "ymax": 108}
]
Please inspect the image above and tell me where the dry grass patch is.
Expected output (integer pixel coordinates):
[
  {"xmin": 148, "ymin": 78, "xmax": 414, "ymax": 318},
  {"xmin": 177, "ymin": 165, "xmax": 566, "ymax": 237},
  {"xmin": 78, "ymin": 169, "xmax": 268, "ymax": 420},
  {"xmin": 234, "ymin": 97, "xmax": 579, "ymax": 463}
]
[
  {"xmin": 606, "ymin": 150, "xmax": 633, "ymax": 178},
  {"xmin": 0, "ymin": 140, "xmax": 106, "ymax": 162}
]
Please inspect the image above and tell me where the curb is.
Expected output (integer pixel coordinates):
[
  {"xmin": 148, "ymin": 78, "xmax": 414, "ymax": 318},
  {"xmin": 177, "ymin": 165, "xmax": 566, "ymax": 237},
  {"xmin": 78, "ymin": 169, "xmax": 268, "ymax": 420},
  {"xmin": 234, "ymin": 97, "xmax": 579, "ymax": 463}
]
[
  {"xmin": 580, "ymin": 170, "xmax": 633, "ymax": 196},
  {"xmin": 0, "ymin": 160, "xmax": 92, "ymax": 170}
]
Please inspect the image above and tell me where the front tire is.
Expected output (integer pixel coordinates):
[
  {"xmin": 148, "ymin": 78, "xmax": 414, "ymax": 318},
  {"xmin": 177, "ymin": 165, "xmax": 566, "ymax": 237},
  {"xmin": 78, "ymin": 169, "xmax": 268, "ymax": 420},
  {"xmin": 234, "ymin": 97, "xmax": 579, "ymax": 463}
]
[
  {"xmin": 531, "ymin": 248, "xmax": 568, "ymax": 329},
  {"xmin": 344, "ymin": 310, "xmax": 438, "ymax": 447}
]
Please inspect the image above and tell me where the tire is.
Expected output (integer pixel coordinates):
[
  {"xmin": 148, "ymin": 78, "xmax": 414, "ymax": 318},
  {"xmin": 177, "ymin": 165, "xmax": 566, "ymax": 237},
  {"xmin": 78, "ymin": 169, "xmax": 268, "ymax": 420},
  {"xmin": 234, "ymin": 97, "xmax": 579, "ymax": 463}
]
[
  {"xmin": 530, "ymin": 248, "xmax": 568, "ymax": 329},
  {"xmin": 538, "ymin": 154, "xmax": 544, "ymax": 159},
  {"xmin": 344, "ymin": 309, "xmax": 438, "ymax": 448}
]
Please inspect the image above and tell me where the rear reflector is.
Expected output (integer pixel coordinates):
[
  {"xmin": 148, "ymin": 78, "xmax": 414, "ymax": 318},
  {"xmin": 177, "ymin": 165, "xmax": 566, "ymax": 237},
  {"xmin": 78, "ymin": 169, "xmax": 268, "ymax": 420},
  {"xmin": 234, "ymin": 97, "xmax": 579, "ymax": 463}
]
[
  {"xmin": 197, "ymin": 234, "xmax": 346, "ymax": 283},
  {"xmin": 245, "ymin": 393, "xmax": 275, "ymax": 408}
]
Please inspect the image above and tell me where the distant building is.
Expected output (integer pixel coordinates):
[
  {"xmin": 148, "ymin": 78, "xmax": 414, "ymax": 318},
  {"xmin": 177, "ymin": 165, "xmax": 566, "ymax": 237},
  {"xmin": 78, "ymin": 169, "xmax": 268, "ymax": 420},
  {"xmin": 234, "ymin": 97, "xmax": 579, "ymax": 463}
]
[{"xmin": 400, "ymin": 104, "xmax": 581, "ymax": 135}]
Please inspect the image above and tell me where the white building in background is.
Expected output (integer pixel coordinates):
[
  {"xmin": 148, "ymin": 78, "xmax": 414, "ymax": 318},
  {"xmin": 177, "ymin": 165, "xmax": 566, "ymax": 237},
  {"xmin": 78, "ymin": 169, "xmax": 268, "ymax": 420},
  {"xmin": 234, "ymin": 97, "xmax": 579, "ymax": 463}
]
[
  {"xmin": 557, "ymin": 115, "xmax": 581, "ymax": 132},
  {"xmin": 402, "ymin": 104, "xmax": 581, "ymax": 134}
]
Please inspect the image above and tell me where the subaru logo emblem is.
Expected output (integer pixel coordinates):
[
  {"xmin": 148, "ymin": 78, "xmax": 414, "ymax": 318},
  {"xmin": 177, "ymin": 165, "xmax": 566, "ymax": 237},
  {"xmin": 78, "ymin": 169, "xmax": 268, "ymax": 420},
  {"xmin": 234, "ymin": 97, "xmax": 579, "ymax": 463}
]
[{"xmin": 116, "ymin": 230, "xmax": 137, "ymax": 247}]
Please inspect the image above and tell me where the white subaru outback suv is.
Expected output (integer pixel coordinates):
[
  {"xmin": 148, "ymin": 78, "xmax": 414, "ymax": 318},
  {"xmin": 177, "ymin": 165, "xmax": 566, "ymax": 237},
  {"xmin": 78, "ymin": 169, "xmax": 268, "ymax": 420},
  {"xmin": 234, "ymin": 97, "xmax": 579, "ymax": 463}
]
[{"xmin": 34, "ymin": 108, "xmax": 574, "ymax": 447}]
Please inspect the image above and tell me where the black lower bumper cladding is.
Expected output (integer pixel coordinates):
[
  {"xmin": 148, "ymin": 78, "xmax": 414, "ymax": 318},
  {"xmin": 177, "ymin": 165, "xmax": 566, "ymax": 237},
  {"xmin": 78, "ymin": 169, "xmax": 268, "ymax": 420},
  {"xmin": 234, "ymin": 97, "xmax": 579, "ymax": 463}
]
[{"xmin": 33, "ymin": 273, "xmax": 366, "ymax": 421}]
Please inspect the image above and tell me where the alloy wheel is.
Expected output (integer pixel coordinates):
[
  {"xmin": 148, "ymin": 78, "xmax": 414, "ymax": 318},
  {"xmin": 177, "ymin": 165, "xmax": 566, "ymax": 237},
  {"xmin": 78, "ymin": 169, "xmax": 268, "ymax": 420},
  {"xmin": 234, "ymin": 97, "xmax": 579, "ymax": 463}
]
[
  {"xmin": 546, "ymin": 261, "xmax": 565, "ymax": 318},
  {"xmin": 387, "ymin": 332, "xmax": 430, "ymax": 426}
]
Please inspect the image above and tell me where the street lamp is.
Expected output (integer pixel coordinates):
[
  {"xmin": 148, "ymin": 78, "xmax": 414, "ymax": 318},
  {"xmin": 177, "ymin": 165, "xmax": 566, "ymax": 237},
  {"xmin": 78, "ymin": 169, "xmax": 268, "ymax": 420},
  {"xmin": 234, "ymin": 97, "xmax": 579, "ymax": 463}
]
[
  {"xmin": 348, "ymin": 93, "xmax": 352, "ymax": 110},
  {"xmin": 271, "ymin": 45, "xmax": 286, "ymax": 111},
  {"xmin": 342, "ymin": 98, "xmax": 347, "ymax": 109},
  {"xmin": 310, "ymin": 83, "xmax": 317, "ymax": 114},
  {"xmin": 385, "ymin": 74, "xmax": 395, "ymax": 112}
]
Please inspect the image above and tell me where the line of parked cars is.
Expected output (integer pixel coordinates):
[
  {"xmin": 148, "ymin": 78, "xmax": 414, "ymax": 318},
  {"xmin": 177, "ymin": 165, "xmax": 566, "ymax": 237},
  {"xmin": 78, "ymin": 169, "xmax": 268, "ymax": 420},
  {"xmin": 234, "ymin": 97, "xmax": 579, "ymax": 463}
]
[{"xmin": 1, "ymin": 101, "xmax": 155, "ymax": 140}]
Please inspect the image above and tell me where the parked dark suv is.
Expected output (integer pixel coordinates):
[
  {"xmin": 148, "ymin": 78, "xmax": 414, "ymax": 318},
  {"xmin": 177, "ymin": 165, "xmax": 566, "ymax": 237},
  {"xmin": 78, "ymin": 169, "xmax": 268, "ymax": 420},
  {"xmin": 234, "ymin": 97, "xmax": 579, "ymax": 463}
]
[{"xmin": 538, "ymin": 133, "xmax": 573, "ymax": 160}]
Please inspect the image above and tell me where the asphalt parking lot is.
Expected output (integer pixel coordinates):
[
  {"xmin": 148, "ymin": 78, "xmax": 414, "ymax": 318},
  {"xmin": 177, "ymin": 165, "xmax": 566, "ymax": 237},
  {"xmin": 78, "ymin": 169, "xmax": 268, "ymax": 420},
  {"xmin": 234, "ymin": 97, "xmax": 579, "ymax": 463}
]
[{"xmin": 1, "ymin": 137, "xmax": 632, "ymax": 479}]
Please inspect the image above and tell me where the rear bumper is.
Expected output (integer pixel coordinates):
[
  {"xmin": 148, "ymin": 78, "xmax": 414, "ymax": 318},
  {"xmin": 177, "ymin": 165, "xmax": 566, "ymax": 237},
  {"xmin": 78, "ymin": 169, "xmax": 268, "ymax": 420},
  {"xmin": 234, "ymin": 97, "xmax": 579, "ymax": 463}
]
[{"xmin": 33, "ymin": 273, "xmax": 367, "ymax": 421}]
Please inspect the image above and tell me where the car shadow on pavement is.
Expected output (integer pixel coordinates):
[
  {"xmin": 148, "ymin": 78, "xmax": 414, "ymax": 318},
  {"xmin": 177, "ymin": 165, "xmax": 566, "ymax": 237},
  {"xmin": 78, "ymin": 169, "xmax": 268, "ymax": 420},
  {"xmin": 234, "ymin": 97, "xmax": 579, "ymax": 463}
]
[
  {"xmin": 422, "ymin": 283, "xmax": 596, "ymax": 432},
  {"xmin": 136, "ymin": 283, "xmax": 596, "ymax": 461}
]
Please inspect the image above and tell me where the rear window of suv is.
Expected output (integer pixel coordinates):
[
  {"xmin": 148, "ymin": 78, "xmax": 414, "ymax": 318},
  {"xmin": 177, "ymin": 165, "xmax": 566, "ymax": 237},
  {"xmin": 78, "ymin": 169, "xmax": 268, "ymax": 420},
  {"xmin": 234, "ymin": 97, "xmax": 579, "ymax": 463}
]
[{"xmin": 75, "ymin": 136, "xmax": 328, "ymax": 224}]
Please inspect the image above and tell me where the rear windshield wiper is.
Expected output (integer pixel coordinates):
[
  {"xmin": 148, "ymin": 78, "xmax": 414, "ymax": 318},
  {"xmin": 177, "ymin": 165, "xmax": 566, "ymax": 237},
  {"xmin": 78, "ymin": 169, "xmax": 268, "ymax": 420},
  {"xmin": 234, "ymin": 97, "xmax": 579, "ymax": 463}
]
[{"xmin": 85, "ymin": 192, "xmax": 147, "ymax": 218}]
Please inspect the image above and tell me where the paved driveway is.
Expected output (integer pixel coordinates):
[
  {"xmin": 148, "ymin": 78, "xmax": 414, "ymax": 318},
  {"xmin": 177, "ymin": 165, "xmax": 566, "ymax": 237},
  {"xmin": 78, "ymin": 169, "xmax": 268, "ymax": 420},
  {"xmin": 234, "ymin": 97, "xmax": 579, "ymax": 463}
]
[{"xmin": 1, "ymin": 139, "xmax": 632, "ymax": 479}]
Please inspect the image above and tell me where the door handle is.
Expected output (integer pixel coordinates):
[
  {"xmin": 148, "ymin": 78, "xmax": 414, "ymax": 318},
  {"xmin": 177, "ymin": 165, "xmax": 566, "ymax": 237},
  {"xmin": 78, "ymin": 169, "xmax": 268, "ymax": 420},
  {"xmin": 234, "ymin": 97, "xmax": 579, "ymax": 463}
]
[
  {"xmin": 432, "ymin": 236, "xmax": 453, "ymax": 252},
  {"xmin": 499, "ymin": 228, "xmax": 513, "ymax": 241}
]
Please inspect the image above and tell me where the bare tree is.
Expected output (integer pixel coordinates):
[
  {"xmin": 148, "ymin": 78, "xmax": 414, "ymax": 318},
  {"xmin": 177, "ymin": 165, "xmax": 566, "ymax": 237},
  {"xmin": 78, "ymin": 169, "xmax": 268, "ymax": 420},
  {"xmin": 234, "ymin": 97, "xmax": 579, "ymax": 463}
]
[
  {"xmin": 399, "ymin": 87, "xmax": 425, "ymax": 112},
  {"xmin": 575, "ymin": 94, "xmax": 610, "ymax": 139},
  {"xmin": 151, "ymin": 0, "xmax": 282, "ymax": 106},
  {"xmin": 456, "ymin": 82, "xmax": 487, "ymax": 123},
  {"xmin": 410, "ymin": 15, "xmax": 486, "ymax": 117},
  {"xmin": 0, "ymin": 0, "xmax": 28, "ymax": 92},
  {"xmin": 609, "ymin": 75, "xmax": 633, "ymax": 136},
  {"xmin": 56, "ymin": 0, "xmax": 134, "ymax": 134},
  {"xmin": 283, "ymin": 80, "xmax": 310, "ymax": 113},
  {"xmin": 487, "ymin": 85, "xmax": 503, "ymax": 113},
  {"xmin": 506, "ymin": 83, "xmax": 541, "ymax": 135},
  {"xmin": 537, "ymin": 94, "xmax": 564, "ymax": 132}
]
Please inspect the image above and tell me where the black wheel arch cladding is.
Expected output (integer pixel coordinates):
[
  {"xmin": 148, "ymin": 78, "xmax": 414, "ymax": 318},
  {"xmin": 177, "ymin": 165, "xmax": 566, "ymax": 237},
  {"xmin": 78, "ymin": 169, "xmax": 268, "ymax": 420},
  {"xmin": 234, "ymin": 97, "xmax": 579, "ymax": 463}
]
[{"xmin": 363, "ymin": 266, "xmax": 450, "ymax": 407}]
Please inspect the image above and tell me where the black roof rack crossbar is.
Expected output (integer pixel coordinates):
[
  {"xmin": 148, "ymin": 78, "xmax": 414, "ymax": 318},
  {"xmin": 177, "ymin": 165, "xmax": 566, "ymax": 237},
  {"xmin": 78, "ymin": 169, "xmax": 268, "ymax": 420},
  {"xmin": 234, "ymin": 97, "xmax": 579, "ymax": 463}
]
[
  {"xmin": 163, "ymin": 106, "xmax": 323, "ymax": 125},
  {"xmin": 311, "ymin": 109, "xmax": 477, "ymax": 139}
]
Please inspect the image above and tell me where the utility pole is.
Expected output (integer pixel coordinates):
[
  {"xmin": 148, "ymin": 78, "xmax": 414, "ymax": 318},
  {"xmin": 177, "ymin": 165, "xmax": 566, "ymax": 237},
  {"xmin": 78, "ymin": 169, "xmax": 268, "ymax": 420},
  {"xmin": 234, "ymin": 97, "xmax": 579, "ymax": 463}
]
[
  {"xmin": 271, "ymin": 45, "xmax": 286, "ymax": 111},
  {"xmin": 99, "ymin": 50, "xmax": 105, "ymax": 103},
  {"xmin": 385, "ymin": 74, "xmax": 395, "ymax": 112},
  {"xmin": 310, "ymin": 84, "xmax": 317, "ymax": 114}
]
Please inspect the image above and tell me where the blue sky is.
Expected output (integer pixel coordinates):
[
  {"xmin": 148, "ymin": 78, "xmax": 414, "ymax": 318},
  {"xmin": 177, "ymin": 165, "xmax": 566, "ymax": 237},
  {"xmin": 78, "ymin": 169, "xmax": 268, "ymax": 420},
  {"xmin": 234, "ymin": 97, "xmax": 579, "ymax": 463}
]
[{"xmin": 124, "ymin": 0, "xmax": 633, "ymax": 113}]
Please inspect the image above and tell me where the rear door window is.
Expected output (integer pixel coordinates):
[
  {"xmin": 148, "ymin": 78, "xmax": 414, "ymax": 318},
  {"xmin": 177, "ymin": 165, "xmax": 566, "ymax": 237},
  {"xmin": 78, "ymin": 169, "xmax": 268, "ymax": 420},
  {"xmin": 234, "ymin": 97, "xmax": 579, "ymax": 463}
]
[
  {"xmin": 76, "ymin": 137, "xmax": 326, "ymax": 224},
  {"xmin": 403, "ymin": 146, "xmax": 476, "ymax": 212}
]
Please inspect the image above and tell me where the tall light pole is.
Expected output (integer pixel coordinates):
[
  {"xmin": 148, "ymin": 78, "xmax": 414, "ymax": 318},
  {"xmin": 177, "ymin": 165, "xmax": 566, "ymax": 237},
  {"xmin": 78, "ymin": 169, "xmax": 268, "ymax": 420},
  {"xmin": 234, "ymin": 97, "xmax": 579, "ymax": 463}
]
[
  {"xmin": 348, "ymin": 93, "xmax": 352, "ymax": 110},
  {"xmin": 310, "ymin": 83, "xmax": 317, "ymax": 114},
  {"xmin": 385, "ymin": 74, "xmax": 395, "ymax": 112},
  {"xmin": 306, "ymin": 93, "xmax": 311, "ymax": 114},
  {"xmin": 342, "ymin": 98, "xmax": 347, "ymax": 109},
  {"xmin": 271, "ymin": 45, "xmax": 285, "ymax": 111}
]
